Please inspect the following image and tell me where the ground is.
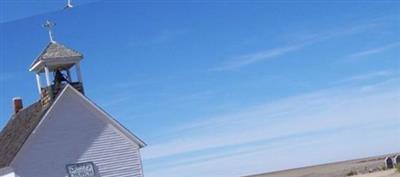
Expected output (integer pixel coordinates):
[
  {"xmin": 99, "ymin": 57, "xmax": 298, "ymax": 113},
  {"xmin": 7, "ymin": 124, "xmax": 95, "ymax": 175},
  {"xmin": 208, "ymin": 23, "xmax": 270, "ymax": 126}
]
[
  {"xmin": 353, "ymin": 170, "xmax": 400, "ymax": 177},
  {"xmin": 247, "ymin": 153, "xmax": 399, "ymax": 177}
]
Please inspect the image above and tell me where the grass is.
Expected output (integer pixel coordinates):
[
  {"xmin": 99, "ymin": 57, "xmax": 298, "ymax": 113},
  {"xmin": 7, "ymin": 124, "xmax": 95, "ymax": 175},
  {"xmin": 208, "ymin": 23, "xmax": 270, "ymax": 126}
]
[
  {"xmin": 396, "ymin": 164, "xmax": 400, "ymax": 173},
  {"xmin": 346, "ymin": 170, "xmax": 358, "ymax": 176},
  {"xmin": 378, "ymin": 165, "xmax": 387, "ymax": 171}
]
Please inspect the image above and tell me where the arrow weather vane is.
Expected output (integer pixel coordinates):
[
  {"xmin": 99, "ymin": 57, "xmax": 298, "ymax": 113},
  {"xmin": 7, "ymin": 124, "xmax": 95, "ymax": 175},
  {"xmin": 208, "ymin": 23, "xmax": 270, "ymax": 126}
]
[
  {"xmin": 43, "ymin": 20, "xmax": 56, "ymax": 43},
  {"xmin": 65, "ymin": 0, "xmax": 73, "ymax": 9}
]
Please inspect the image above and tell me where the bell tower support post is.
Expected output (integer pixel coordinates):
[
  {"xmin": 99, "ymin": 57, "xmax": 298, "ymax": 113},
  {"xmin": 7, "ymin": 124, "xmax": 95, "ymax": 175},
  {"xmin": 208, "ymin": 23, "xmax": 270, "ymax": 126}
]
[
  {"xmin": 44, "ymin": 66, "xmax": 51, "ymax": 86},
  {"xmin": 76, "ymin": 62, "xmax": 83, "ymax": 83},
  {"xmin": 35, "ymin": 73, "xmax": 42, "ymax": 95}
]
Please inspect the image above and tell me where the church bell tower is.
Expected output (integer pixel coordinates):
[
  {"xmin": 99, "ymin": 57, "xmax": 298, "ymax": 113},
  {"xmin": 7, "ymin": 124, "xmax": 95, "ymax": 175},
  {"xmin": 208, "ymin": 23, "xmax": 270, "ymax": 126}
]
[{"xmin": 30, "ymin": 20, "xmax": 84, "ymax": 105}]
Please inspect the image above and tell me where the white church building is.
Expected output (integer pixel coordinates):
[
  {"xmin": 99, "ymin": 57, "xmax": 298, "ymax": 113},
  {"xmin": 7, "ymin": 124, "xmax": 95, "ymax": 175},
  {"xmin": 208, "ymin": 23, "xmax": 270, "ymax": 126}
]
[{"xmin": 0, "ymin": 21, "xmax": 146, "ymax": 177}]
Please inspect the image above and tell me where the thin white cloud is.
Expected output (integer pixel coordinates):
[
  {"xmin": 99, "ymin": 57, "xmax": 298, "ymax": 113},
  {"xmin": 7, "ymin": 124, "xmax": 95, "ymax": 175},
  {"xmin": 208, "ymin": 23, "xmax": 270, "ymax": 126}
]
[
  {"xmin": 148, "ymin": 120, "xmax": 399, "ymax": 177},
  {"xmin": 141, "ymin": 75, "xmax": 400, "ymax": 177},
  {"xmin": 145, "ymin": 124, "xmax": 399, "ymax": 177},
  {"xmin": 337, "ymin": 70, "xmax": 396, "ymax": 83},
  {"xmin": 212, "ymin": 44, "xmax": 304, "ymax": 71},
  {"xmin": 129, "ymin": 29, "xmax": 186, "ymax": 47},
  {"xmin": 213, "ymin": 21, "xmax": 382, "ymax": 71},
  {"xmin": 142, "ymin": 79, "xmax": 399, "ymax": 161},
  {"xmin": 0, "ymin": 72, "xmax": 18, "ymax": 82},
  {"xmin": 348, "ymin": 42, "xmax": 400, "ymax": 58}
]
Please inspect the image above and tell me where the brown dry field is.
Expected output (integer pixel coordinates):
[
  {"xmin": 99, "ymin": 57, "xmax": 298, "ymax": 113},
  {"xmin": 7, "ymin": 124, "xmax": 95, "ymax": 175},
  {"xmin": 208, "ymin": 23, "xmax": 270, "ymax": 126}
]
[
  {"xmin": 246, "ymin": 153, "xmax": 399, "ymax": 177},
  {"xmin": 353, "ymin": 170, "xmax": 400, "ymax": 177}
]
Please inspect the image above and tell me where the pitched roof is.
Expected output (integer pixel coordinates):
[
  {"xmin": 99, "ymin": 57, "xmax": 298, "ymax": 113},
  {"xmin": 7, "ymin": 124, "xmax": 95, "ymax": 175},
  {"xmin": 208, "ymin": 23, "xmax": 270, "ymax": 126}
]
[
  {"xmin": 30, "ymin": 42, "xmax": 83, "ymax": 67},
  {"xmin": 0, "ymin": 102, "xmax": 50, "ymax": 168}
]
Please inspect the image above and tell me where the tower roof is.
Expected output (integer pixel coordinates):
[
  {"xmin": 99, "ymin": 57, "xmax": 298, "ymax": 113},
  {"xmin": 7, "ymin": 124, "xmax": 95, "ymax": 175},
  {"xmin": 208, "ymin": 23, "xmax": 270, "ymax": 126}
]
[
  {"xmin": 31, "ymin": 42, "xmax": 83, "ymax": 67},
  {"xmin": 30, "ymin": 42, "xmax": 83, "ymax": 72}
]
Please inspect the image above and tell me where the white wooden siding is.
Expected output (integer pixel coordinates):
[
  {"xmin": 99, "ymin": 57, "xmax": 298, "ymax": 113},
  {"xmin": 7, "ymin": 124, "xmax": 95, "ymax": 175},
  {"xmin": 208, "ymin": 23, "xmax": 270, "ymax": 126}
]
[
  {"xmin": 10, "ymin": 88, "xmax": 144, "ymax": 177},
  {"xmin": 0, "ymin": 167, "xmax": 15, "ymax": 177}
]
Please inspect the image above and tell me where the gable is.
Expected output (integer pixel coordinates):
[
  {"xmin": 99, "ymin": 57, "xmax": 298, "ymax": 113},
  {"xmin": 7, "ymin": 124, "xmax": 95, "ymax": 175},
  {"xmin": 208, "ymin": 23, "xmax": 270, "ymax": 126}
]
[
  {"xmin": 0, "ymin": 85, "xmax": 145, "ymax": 169},
  {"xmin": 10, "ymin": 86, "xmax": 144, "ymax": 177},
  {"xmin": 33, "ymin": 85, "xmax": 145, "ymax": 148}
]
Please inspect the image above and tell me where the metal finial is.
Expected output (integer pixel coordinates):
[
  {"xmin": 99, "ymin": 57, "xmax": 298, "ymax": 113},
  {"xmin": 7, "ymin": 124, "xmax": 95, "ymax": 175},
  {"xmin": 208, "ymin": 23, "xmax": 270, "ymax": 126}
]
[
  {"xmin": 65, "ymin": 0, "xmax": 74, "ymax": 9},
  {"xmin": 43, "ymin": 20, "xmax": 56, "ymax": 43}
]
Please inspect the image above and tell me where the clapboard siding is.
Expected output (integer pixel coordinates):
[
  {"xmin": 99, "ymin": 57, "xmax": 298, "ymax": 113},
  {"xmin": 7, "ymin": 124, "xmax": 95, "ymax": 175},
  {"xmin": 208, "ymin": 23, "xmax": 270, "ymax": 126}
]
[{"xmin": 10, "ymin": 88, "xmax": 144, "ymax": 177}]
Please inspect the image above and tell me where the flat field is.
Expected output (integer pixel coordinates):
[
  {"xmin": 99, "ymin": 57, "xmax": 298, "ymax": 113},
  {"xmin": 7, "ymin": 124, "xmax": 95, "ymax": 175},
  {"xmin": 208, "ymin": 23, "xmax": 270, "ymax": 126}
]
[
  {"xmin": 353, "ymin": 170, "xmax": 399, "ymax": 177},
  {"xmin": 246, "ymin": 153, "xmax": 399, "ymax": 177}
]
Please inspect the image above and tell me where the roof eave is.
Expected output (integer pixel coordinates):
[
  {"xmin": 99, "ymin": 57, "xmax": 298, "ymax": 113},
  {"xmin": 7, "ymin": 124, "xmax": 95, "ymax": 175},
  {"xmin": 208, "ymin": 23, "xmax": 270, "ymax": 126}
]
[
  {"xmin": 29, "ymin": 60, "xmax": 43, "ymax": 72},
  {"xmin": 29, "ymin": 56, "xmax": 83, "ymax": 73}
]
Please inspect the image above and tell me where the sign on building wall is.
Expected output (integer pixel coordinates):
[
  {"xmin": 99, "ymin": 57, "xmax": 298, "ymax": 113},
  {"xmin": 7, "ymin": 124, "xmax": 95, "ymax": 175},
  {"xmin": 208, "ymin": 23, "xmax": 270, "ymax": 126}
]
[{"xmin": 66, "ymin": 162, "xmax": 96, "ymax": 177}]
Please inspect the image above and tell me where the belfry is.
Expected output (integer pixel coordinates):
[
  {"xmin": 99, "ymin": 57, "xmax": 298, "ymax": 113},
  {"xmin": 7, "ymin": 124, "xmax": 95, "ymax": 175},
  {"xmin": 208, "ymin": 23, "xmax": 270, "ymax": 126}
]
[{"xmin": 30, "ymin": 20, "xmax": 84, "ymax": 105}]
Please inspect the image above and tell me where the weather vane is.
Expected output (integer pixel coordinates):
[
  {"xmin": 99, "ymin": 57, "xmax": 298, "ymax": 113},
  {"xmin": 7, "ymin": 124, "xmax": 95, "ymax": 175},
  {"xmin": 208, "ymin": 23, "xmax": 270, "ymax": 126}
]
[
  {"xmin": 65, "ymin": 0, "xmax": 74, "ymax": 9},
  {"xmin": 43, "ymin": 20, "xmax": 56, "ymax": 43}
]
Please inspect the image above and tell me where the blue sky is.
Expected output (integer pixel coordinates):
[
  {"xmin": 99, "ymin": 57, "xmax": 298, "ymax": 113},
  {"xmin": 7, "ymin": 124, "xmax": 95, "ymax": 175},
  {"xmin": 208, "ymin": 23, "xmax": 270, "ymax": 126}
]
[{"xmin": 1, "ymin": 1, "xmax": 400, "ymax": 177}]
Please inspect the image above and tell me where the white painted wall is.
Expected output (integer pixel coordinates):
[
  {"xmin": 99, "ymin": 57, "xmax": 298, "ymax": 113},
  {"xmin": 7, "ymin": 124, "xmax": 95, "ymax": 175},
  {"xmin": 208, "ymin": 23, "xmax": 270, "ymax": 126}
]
[
  {"xmin": 0, "ymin": 173, "xmax": 15, "ymax": 177},
  {"xmin": 10, "ymin": 88, "xmax": 144, "ymax": 177},
  {"xmin": 0, "ymin": 167, "xmax": 16, "ymax": 177}
]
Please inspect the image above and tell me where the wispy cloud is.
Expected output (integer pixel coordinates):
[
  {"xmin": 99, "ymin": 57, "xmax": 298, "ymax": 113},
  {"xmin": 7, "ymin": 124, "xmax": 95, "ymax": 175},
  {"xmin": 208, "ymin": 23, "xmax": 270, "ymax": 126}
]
[
  {"xmin": 130, "ymin": 29, "xmax": 186, "ymax": 47},
  {"xmin": 145, "ymin": 123, "xmax": 399, "ymax": 177},
  {"xmin": 337, "ymin": 70, "xmax": 397, "ymax": 83},
  {"xmin": 142, "ymin": 76, "xmax": 400, "ymax": 177},
  {"xmin": 0, "ymin": 72, "xmax": 19, "ymax": 82},
  {"xmin": 212, "ymin": 44, "xmax": 304, "ymax": 71},
  {"xmin": 348, "ymin": 42, "xmax": 400, "ymax": 58},
  {"xmin": 213, "ymin": 20, "xmax": 382, "ymax": 71}
]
